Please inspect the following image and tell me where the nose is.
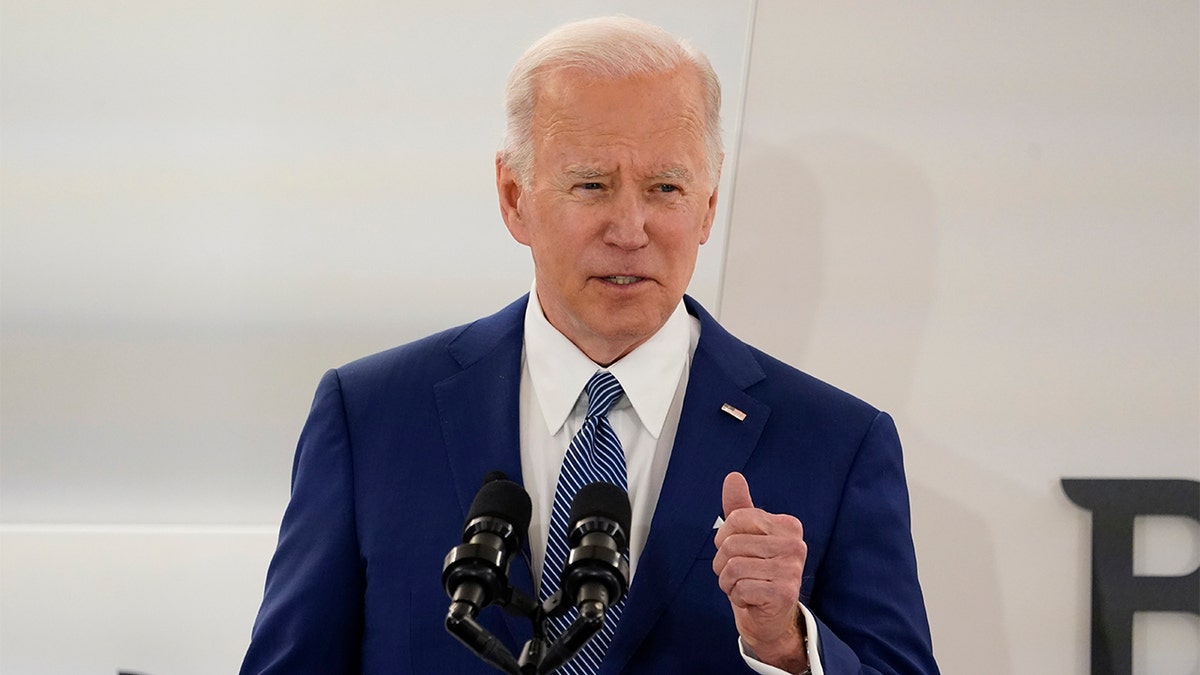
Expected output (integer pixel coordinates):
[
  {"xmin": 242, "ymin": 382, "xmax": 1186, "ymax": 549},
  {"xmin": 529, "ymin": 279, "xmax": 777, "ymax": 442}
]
[{"xmin": 603, "ymin": 188, "xmax": 650, "ymax": 250}]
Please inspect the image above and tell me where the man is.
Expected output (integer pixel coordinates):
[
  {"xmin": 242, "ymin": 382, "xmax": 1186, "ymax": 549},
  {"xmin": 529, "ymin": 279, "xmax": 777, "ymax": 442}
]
[{"xmin": 241, "ymin": 16, "xmax": 938, "ymax": 675}]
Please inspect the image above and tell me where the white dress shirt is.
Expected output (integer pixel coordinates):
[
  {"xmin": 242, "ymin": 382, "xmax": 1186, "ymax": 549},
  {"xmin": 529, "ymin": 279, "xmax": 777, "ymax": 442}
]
[
  {"xmin": 517, "ymin": 284, "xmax": 822, "ymax": 675},
  {"xmin": 519, "ymin": 286, "xmax": 695, "ymax": 586}
]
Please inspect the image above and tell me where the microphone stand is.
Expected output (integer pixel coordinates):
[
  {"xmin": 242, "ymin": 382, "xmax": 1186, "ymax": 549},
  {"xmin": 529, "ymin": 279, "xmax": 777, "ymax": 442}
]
[
  {"xmin": 530, "ymin": 592, "xmax": 608, "ymax": 675},
  {"xmin": 446, "ymin": 600, "xmax": 523, "ymax": 675},
  {"xmin": 447, "ymin": 583, "xmax": 617, "ymax": 675},
  {"xmin": 447, "ymin": 579, "xmax": 556, "ymax": 675},
  {"xmin": 445, "ymin": 480, "xmax": 629, "ymax": 674}
]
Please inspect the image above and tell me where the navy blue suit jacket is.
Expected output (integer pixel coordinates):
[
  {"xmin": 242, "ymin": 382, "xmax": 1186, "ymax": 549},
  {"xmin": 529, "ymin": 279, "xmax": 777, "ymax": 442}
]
[{"xmin": 242, "ymin": 295, "xmax": 938, "ymax": 674}]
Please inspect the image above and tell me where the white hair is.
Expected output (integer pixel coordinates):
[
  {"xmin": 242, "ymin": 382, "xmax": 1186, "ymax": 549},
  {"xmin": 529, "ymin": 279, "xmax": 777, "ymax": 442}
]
[{"xmin": 500, "ymin": 16, "xmax": 723, "ymax": 188}]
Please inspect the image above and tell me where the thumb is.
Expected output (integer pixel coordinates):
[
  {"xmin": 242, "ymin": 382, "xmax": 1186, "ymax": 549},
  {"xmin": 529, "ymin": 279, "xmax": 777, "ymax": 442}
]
[{"xmin": 722, "ymin": 471, "xmax": 755, "ymax": 518}]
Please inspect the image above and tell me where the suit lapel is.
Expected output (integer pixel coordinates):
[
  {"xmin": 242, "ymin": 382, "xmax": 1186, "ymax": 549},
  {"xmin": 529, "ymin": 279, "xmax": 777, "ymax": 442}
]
[
  {"xmin": 433, "ymin": 296, "xmax": 536, "ymax": 647},
  {"xmin": 602, "ymin": 298, "xmax": 769, "ymax": 673}
]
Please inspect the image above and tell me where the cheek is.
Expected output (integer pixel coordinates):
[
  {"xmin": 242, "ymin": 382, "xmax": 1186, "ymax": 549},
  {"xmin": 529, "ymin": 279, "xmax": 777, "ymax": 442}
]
[
  {"xmin": 656, "ymin": 219, "xmax": 707, "ymax": 261},
  {"xmin": 527, "ymin": 231, "xmax": 589, "ymax": 282},
  {"xmin": 539, "ymin": 217, "xmax": 604, "ymax": 259}
]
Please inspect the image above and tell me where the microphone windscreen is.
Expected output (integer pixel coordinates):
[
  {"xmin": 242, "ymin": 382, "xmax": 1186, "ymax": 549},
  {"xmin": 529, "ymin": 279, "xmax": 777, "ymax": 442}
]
[
  {"xmin": 467, "ymin": 477, "xmax": 533, "ymax": 535},
  {"xmin": 569, "ymin": 481, "xmax": 632, "ymax": 536},
  {"xmin": 481, "ymin": 470, "xmax": 508, "ymax": 485}
]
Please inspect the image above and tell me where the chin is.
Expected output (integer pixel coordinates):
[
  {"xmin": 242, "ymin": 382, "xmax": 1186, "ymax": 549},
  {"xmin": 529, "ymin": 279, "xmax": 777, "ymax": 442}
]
[{"xmin": 595, "ymin": 320, "xmax": 659, "ymax": 348}]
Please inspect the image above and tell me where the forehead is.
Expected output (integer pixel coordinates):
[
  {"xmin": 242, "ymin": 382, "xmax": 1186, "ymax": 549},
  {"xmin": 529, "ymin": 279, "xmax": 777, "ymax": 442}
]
[{"xmin": 531, "ymin": 67, "xmax": 708, "ymax": 173}]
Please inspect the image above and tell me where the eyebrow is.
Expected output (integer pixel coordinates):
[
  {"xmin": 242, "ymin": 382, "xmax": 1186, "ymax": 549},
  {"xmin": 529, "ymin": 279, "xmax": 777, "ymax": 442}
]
[
  {"xmin": 561, "ymin": 166, "xmax": 693, "ymax": 181},
  {"xmin": 650, "ymin": 167, "xmax": 692, "ymax": 181},
  {"xmin": 563, "ymin": 166, "xmax": 608, "ymax": 179}
]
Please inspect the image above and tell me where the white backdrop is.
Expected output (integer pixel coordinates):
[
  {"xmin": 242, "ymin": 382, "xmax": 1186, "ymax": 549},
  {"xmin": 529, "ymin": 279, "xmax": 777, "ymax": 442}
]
[
  {"xmin": 721, "ymin": 3, "xmax": 1199, "ymax": 674},
  {"xmin": 1, "ymin": 2, "xmax": 1197, "ymax": 674}
]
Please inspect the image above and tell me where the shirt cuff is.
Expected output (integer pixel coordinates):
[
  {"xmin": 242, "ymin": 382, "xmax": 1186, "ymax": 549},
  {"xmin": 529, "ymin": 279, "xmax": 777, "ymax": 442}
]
[{"xmin": 737, "ymin": 602, "xmax": 824, "ymax": 675}]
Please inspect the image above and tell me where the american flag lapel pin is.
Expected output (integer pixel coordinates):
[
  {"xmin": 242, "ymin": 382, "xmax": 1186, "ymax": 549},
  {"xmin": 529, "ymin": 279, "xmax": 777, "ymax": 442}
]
[{"xmin": 720, "ymin": 403, "xmax": 746, "ymax": 421}]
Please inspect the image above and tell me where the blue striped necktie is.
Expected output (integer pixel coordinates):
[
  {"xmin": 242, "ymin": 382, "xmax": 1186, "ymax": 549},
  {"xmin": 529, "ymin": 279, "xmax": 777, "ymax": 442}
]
[{"xmin": 539, "ymin": 370, "xmax": 628, "ymax": 675}]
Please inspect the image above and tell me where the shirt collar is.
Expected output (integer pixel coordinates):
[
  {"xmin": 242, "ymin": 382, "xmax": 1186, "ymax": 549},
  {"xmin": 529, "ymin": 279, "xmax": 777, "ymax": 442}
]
[{"xmin": 524, "ymin": 282, "xmax": 692, "ymax": 439}]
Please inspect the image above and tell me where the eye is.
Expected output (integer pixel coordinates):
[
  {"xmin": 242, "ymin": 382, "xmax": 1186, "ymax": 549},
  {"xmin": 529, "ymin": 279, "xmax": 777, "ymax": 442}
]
[
  {"xmin": 655, "ymin": 184, "xmax": 680, "ymax": 193},
  {"xmin": 579, "ymin": 182, "xmax": 604, "ymax": 190}
]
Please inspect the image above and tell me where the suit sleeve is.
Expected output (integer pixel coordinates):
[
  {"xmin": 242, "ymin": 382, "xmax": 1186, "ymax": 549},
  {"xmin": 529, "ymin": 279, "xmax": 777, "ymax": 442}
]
[
  {"xmin": 809, "ymin": 411, "xmax": 940, "ymax": 675},
  {"xmin": 241, "ymin": 369, "xmax": 366, "ymax": 674}
]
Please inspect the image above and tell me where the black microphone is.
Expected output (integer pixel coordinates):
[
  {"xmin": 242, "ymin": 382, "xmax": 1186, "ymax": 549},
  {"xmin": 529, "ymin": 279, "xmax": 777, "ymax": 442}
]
[
  {"xmin": 537, "ymin": 482, "xmax": 631, "ymax": 674},
  {"xmin": 443, "ymin": 471, "xmax": 533, "ymax": 616},
  {"xmin": 443, "ymin": 472, "xmax": 532, "ymax": 675},
  {"xmin": 562, "ymin": 481, "xmax": 632, "ymax": 615}
]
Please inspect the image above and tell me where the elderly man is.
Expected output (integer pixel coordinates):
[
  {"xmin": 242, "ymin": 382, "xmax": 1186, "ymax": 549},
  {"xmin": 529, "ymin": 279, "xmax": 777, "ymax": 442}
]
[{"xmin": 241, "ymin": 16, "xmax": 938, "ymax": 675}]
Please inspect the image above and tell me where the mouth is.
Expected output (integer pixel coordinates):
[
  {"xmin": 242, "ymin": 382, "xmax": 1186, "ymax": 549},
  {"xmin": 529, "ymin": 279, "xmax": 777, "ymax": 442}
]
[{"xmin": 601, "ymin": 276, "xmax": 645, "ymax": 286}]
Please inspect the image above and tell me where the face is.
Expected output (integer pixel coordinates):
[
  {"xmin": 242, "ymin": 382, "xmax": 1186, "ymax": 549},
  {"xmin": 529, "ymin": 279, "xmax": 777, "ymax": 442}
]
[{"xmin": 497, "ymin": 66, "xmax": 720, "ymax": 366}]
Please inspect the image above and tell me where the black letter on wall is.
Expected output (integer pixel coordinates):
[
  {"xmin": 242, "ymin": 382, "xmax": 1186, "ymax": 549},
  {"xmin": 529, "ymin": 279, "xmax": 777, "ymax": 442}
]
[{"xmin": 1062, "ymin": 478, "xmax": 1199, "ymax": 675}]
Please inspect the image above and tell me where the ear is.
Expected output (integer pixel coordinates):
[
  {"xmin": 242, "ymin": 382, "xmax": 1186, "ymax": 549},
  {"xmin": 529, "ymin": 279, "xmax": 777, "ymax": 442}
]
[{"xmin": 496, "ymin": 153, "xmax": 531, "ymax": 245}]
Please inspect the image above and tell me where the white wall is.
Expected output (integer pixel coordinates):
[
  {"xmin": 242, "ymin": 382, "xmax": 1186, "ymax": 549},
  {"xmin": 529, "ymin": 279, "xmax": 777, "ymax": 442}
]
[
  {"xmin": 2, "ymin": 2, "xmax": 1197, "ymax": 674},
  {"xmin": 722, "ymin": 3, "xmax": 1199, "ymax": 673},
  {"xmin": 0, "ymin": 2, "xmax": 754, "ymax": 673}
]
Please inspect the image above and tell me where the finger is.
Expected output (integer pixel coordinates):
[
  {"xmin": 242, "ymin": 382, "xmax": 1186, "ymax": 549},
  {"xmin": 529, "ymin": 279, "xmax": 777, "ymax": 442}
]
[
  {"xmin": 722, "ymin": 471, "xmax": 754, "ymax": 517},
  {"xmin": 712, "ymin": 514, "xmax": 748, "ymax": 549},
  {"xmin": 722, "ymin": 576, "xmax": 802, "ymax": 612},
  {"xmin": 716, "ymin": 530, "xmax": 808, "ymax": 564},
  {"xmin": 716, "ymin": 509, "xmax": 806, "ymax": 553},
  {"xmin": 717, "ymin": 556, "xmax": 803, "ymax": 597}
]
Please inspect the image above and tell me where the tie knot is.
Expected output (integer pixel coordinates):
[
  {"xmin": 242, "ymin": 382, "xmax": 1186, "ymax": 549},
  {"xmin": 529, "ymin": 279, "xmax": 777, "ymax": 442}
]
[{"xmin": 583, "ymin": 370, "xmax": 624, "ymax": 419}]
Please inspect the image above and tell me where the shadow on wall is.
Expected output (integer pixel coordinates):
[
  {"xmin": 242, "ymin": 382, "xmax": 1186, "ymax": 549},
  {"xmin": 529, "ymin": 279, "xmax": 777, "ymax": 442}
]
[
  {"xmin": 719, "ymin": 137, "xmax": 825, "ymax": 362},
  {"xmin": 720, "ymin": 133, "xmax": 1013, "ymax": 673}
]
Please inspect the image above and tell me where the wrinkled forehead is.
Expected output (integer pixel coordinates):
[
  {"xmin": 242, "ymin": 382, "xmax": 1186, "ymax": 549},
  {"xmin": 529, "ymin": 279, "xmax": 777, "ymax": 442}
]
[
  {"xmin": 535, "ymin": 66, "xmax": 705, "ymax": 126},
  {"xmin": 530, "ymin": 68, "xmax": 709, "ymax": 169}
]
